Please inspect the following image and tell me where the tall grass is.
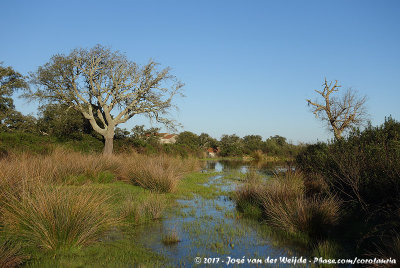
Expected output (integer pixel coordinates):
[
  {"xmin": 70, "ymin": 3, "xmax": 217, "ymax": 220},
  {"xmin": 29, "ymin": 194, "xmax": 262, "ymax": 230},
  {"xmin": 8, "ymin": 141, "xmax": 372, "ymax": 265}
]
[
  {"xmin": 0, "ymin": 147, "xmax": 199, "ymax": 261},
  {"xmin": 0, "ymin": 240, "xmax": 26, "ymax": 268},
  {"xmin": 235, "ymin": 170, "xmax": 341, "ymax": 239},
  {"xmin": 121, "ymin": 154, "xmax": 200, "ymax": 193},
  {"xmin": 121, "ymin": 193, "xmax": 167, "ymax": 223},
  {"xmin": 1, "ymin": 184, "xmax": 118, "ymax": 251},
  {"xmin": 0, "ymin": 148, "xmax": 120, "ymax": 190},
  {"xmin": 0, "ymin": 148, "xmax": 199, "ymax": 194},
  {"xmin": 257, "ymin": 172, "xmax": 341, "ymax": 238}
]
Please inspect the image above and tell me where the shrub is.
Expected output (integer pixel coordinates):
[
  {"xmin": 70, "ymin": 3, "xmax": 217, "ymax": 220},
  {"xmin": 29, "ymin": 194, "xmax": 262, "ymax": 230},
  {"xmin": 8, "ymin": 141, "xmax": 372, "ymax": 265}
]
[
  {"xmin": 297, "ymin": 117, "xmax": 400, "ymax": 216},
  {"xmin": 312, "ymin": 240, "xmax": 340, "ymax": 260},
  {"xmin": 296, "ymin": 116, "xmax": 400, "ymax": 257}
]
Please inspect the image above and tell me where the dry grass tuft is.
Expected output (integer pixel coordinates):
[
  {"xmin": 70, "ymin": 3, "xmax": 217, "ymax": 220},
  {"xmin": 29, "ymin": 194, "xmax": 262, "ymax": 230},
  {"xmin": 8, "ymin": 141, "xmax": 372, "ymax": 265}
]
[
  {"xmin": 235, "ymin": 170, "xmax": 341, "ymax": 238},
  {"xmin": 0, "ymin": 148, "xmax": 120, "ymax": 191},
  {"xmin": 0, "ymin": 149, "xmax": 199, "ymax": 195},
  {"xmin": 256, "ymin": 171, "xmax": 341, "ymax": 237},
  {"xmin": 251, "ymin": 150, "xmax": 264, "ymax": 162},
  {"xmin": 0, "ymin": 240, "xmax": 27, "ymax": 268},
  {"xmin": 367, "ymin": 234, "xmax": 400, "ymax": 267},
  {"xmin": 1, "ymin": 184, "xmax": 118, "ymax": 251},
  {"xmin": 123, "ymin": 154, "xmax": 199, "ymax": 193}
]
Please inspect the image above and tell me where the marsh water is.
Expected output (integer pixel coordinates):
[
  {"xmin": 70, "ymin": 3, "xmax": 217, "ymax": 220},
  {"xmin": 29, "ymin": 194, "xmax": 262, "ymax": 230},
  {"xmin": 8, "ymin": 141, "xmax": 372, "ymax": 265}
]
[{"xmin": 134, "ymin": 160, "xmax": 309, "ymax": 267}]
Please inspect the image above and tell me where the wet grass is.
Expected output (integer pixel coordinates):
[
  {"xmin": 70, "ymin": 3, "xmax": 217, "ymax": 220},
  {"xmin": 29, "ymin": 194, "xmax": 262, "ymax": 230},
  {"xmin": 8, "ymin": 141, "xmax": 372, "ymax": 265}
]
[
  {"xmin": 1, "ymin": 154, "xmax": 316, "ymax": 267},
  {"xmin": 24, "ymin": 237, "xmax": 167, "ymax": 268},
  {"xmin": 172, "ymin": 171, "xmax": 222, "ymax": 199},
  {"xmin": 9, "ymin": 181, "xmax": 171, "ymax": 267},
  {"xmin": 162, "ymin": 230, "xmax": 181, "ymax": 245},
  {"xmin": 0, "ymin": 149, "xmax": 200, "ymax": 267}
]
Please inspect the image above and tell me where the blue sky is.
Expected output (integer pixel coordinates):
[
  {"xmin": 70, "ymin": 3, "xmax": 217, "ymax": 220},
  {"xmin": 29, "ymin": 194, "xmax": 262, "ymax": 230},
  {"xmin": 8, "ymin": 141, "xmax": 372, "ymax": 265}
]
[{"xmin": 1, "ymin": 0, "xmax": 399, "ymax": 143}]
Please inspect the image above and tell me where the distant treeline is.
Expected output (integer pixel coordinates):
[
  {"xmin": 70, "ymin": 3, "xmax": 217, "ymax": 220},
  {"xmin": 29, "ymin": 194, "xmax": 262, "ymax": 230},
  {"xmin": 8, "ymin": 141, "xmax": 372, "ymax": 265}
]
[{"xmin": 0, "ymin": 103, "xmax": 302, "ymax": 158}]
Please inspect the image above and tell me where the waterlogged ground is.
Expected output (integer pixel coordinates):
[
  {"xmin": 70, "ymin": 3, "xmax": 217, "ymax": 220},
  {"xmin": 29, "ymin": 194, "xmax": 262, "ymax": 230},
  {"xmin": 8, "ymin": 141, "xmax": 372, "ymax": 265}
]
[{"xmin": 133, "ymin": 161, "xmax": 310, "ymax": 267}]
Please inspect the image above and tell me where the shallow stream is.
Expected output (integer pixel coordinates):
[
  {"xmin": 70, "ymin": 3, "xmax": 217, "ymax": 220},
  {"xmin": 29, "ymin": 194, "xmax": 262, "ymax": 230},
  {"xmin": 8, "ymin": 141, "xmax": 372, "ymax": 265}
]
[{"xmin": 134, "ymin": 160, "xmax": 309, "ymax": 267}]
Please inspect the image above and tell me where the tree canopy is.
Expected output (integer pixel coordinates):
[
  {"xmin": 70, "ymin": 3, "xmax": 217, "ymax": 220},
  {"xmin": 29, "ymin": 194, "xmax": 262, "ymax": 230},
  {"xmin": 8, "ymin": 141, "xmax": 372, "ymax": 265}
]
[
  {"xmin": 27, "ymin": 45, "xmax": 184, "ymax": 154},
  {"xmin": 0, "ymin": 63, "xmax": 34, "ymax": 132}
]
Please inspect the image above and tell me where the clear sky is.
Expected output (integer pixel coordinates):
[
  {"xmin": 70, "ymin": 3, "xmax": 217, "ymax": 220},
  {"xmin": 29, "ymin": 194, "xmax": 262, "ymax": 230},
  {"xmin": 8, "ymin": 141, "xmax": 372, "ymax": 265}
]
[{"xmin": 1, "ymin": 0, "xmax": 399, "ymax": 143}]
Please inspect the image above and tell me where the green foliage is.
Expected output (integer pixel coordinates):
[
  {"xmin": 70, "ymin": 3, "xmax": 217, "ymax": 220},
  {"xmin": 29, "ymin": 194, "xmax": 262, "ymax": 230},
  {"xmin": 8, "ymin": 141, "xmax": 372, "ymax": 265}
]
[
  {"xmin": 0, "ymin": 132, "xmax": 55, "ymax": 155},
  {"xmin": 114, "ymin": 127, "xmax": 130, "ymax": 139},
  {"xmin": 297, "ymin": 116, "xmax": 400, "ymax": 256},
  {"xmin": 296, "ymin": 142, "xmax": 329, "ymax": 174},
  {"xmin": 198, "ymin": 133, "xmax": 219, "ymax": 149},
  {"xmin": 131, "ymin": 125, "xmax": 160, "ymax": 140},
  {"xmin": 176, "ymin": 131, "xmax": 199, "ymax": 150},
  {"xmin": 242, "ymin": 135, "xmax": 263, "ymax": 154},
  {"xmin": 298, "ymin": 116, "xmax": 400, "ymax": 213},
  {"xmin": 263, "ymin": 135, "xmax": 300, "ymax": 157},
  {"xmin": 37, "ymin": 104, "xmax": 94, "ymax": 139},
  {"xmin": 219, "ymin": 134, "xmax": 243, "ymax": 157},
  {"xmin": 0, "ymin": 63, "xmax": 33, "ymax": 133}
]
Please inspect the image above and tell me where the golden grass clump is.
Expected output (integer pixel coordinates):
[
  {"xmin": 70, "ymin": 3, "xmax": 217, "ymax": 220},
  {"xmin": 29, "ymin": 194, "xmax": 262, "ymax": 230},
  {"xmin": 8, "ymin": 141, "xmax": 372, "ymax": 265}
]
[
  {"xmin": 0, "ymin": 148, "xmax": 199, "ymax": 195},
  {"xmin": 123, "ymin": 154, "xmax": 199, "ymax": 193},
  {"xmin": 256, "ymin": 171, "xmax": 341, "ymax": 237},
  {"xmin": 1, "ymin": 184, "xmax": 118, "ymax": 251},
  {"xmin": 0, "ymin": 240, "xmax": 27, "ymax": 268},
  {"xmin": 0, "ymin": 148, "xmax": 120, "ymax": 189}
]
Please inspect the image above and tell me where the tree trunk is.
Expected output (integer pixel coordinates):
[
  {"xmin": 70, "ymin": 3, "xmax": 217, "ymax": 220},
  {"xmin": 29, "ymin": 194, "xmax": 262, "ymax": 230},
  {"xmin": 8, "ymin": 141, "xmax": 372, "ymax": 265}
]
[
  {"xmin": 103, "ymin": 136, "xmax": 114, "ymax": 155},
  {"xmin": 333, "ymin": 128, "xmax": 343, "ymax": 140}
]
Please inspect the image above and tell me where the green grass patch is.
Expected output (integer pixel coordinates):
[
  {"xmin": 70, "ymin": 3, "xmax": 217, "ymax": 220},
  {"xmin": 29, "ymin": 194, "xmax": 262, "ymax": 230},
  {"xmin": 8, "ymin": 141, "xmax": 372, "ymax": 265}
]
[
  {"xmin": 173, "ymin": 171, "xmax": 222, "ymax": 199},
  {"xmin": 25, "ymin": 237, "xmax": 167, "ymax": 268}
]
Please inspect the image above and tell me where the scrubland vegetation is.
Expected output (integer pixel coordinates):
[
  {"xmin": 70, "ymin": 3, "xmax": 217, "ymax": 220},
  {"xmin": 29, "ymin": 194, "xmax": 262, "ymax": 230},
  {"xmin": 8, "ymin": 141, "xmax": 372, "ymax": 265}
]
[{"xmin": 234, "ymin": 117, "xmax": 400, "ymax": 263}]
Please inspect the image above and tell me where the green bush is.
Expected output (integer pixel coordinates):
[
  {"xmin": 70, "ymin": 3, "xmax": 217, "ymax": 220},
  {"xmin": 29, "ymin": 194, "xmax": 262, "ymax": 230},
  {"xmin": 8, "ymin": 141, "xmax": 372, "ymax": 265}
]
[{"xmin": 296, "ymin": 116, "xmax": 400, "ymax": 256}]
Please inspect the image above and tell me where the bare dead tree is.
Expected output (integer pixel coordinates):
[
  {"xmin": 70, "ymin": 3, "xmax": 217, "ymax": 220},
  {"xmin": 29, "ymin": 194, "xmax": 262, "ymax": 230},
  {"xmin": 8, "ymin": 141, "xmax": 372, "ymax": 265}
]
[
  {"xmin": 307, "ymin": 79, "xmax": 367, "ymax": 139},
  {"xmin": 27, "ymin": 45, "xmax": 184, "ymax": 155}
]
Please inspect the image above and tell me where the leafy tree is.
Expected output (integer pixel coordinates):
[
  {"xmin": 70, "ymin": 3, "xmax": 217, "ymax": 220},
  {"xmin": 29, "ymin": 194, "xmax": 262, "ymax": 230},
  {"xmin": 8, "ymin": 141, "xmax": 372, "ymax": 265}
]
[
  {"xmin": 176, "ymin": 131, "xmax": 199, "ymax": 151},
  {"xmin": 269, "ymin": 135, "xmax": 287, "ymax": 146},
  {"xmin": 114, "ymin": 127, "xmax": 130, "ymax": 139},
  {"xmin": 307, "ymin": 79, "xmax": 367, "ymax": 139},
  {"xmin": 37, "ymin": 103, "xmax": 93, "ymax": 139},
  {"xmin": 242, "ymin": 135, "xmax": 263, "ymax": 154},
  {"xmin": 198, "ymin": 132, "xmax": 219, "ymax": 149},
  {"xmin": 219, "ymin": 134, "xmax": 243, "ymax": 157},
  {"xmin": 27, "ymin": 45, "xmax": 183, "ymax": 155},
  {"xmin": 0, "ymin": 63, "xmax": 30, "ymax": 132},
  {"xmin": 130, "ymin": 125, "xmax": 160, "ymax": 140}
]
